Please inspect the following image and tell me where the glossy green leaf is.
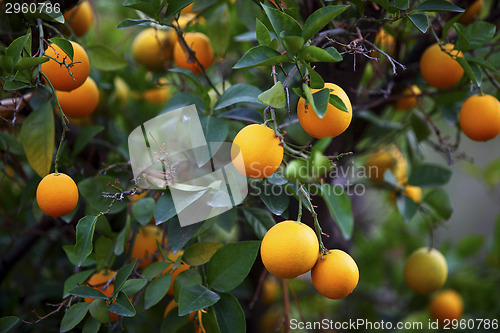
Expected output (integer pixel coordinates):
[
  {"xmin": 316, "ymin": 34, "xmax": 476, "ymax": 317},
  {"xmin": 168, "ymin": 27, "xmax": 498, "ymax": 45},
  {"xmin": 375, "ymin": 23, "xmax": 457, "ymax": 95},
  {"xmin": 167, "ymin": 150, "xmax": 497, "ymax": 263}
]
[
  {"xmin": 142, "ymin": 262, "xmax": 169, "ymax": 279},
  {"xmin": 120, "ymin": 279, "xmax": 147, "ymax": 297},
  {"xmin": 219, "ymin": 108, "xmax": 262, "ymax": 123},
  {"xmin": 207, "ymin": 241, "xmax": 260, "ymax": 292},
  {"xmin": 132, "ymin": 198, "xmax": 155, "ymax": 225},
  {"xmin": 81, "ymin": 317, "xmax": 101, "ymax": 333},
  {"xmin": 86, "ymin": 45, "xmax": 127, "ymax": 71},
  {"xmin": 88, "ymin": 299, "xmax": 108, "ymax": 323},
  {"xmin": 0, "ymin": 316, "xmax": 19, "ymax": 333},
  {"xmin": 414, "ymin": 0, "xmax": 464, "ymax": 12},
  {"xmin": 423, "ymin": 188, "xmax": 453, "ymax": 220},
  {"xmin": 173, "ymin": 269, "xmax": 202, "ymax": 301},
  {"xmin": 178, "ymin": 284, "xmax": 220, "ymax": 316},
  {"xmin": 167, "ymin": 217, "xmax": 202, "ymax": 253},
  {"xmin": 113, "ymin": 261, "xmax": 136, "ymax": 297},
  {"xmin": 213, "ymin": 293, "xmax": 246, "ymax": 333},
  {"xmin": 298, "ymin": 46, "xmax": 342, "ymax": 63},
  {"xmin": 123, "ymin": 0, "xmax": 155, "ymax": 17},
  {"xmin": 311, "ymin": 88, "xmax": 331, "ymax": 118},
  {"xmin": 108, "ymin": 292, "xmax": 136, "ymax": 317},
  {"xmin": 154, "ymin": 193, "xmax": 177, "ymax": 224},
  {"xmin": 408, "ymin": 164, "xmax": 452, "ymax": 187},
  {"xmin": 117, "ymin": 18, "xmax": 155, "ymax": 29},
  {"xmin": 163, "ymin": 0, "xmax": 193, "ymax": 18},
  {"xmin": 60, "ymin": 302, "xmax": 91, "ymax": 332},
  {"xmin": 48, "ymin": 37, "xmax": 73, "ymax": 61},
  {"xmin": 243, "ymin": 207, "xmax": 276, "ymax": 239},
  {"xmin": 305, "ymin": 63, "xmax": 325, "ymax": 89},
  {"xmin": 78, "ymin": 176, "xmax": 127, "ymax": 214},
  {"xmin": 281, "ymin": 36, "xmax": 304, "ymax": 55},
  {"xmin": 74, "ymin": 216, "xmax": 99, "ymax": 267},
  {"xmin": 408, "ymin": 13, "xmax": 429, "ymax": 33},
  {"xmin": 262, "ymin": 4, "xmax": 302, "ymax": 38},
  {"xmin": 72, "ymin": 125, "xmax": 104, "ymax": 157},
  {"xmin": 396, "ymin": 193, "xmax": 418, "ymax": 223},
  {"xmin": 144, "ymin": 273, "xmax": 172, "ymax": 309},
  {"xmin": 6, "ymin": 33, "xmax": 30, "ymax": 65},
  {"xmin": 20, "ymin": 102, "xmax": 54, "ymax": 177},
  {"xmin": 321, "ymin": 184, "xmax": 353, "ymax": 239},
  {"xmin": 233, "ymin": 45, "xmax": 290, "ymax": 69},
  {"xmin": 69, "ymin": 286, "xmax": 107, "ymax": 299},
  {"xmin": 302, "ymin": 5, "xmax": 349, "ymax": 41},
  {"xmin": 214, "ymin": 83, "xmax": 262, "ymax": 109},
  {"xmin": 183, "ymin": 242, "xmax": 224, "ymax": 266},
  {"xmin": 63, "ymin": 270, "xmax": 94, "ymax": 298},
  {"xmin": 258, "ymin": 81, "xmax": 286, "ymax": 108},
  {"xmin": 257, "ymin": 183, "xmax": 289, "ymax": 216},
  {"xmin": 256, "ymin": 18, "xmax": 271, "ymax": 46}
]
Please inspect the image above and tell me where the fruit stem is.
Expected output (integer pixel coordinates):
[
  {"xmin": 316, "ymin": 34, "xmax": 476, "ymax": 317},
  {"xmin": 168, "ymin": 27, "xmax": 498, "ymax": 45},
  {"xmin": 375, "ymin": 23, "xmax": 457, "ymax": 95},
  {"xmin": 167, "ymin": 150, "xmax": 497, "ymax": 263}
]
[
  {"xmin": 282, "ymin": 142, "xmax": 309, "ymax": 160},
  {"xmin": 297, "ymin": 191, "xmax": 303, "ymax": 222},
  {"xmin": 299, "ymin": 184, "xmax": 327, "ymax": 253}
]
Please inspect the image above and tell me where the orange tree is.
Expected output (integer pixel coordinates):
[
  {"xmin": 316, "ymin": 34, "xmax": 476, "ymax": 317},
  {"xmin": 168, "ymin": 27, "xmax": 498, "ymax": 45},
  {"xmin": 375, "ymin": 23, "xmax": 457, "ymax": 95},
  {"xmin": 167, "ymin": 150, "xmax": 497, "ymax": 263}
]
[{"xmin": 1, "ymin": 0, "xmax": 500, "ymax": 332}]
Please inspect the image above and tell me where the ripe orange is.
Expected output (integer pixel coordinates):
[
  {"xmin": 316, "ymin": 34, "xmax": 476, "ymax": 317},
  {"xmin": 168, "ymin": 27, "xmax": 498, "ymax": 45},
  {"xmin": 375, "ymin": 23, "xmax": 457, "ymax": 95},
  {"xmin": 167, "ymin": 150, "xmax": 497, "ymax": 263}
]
[
  {"xmin": 130, "ymin": 225, "xmax": 165, "ymax": 268},
  {"xmin": 311, "ymin": 249, "xmax": 359, "ymax": 299},
  {"xmin": 366, "ymin": 145, "xmax": 407, "ymax": 183},
  {"xmin": 458, "ymin": 0, "xmax": 483, "ymax": 24},
  {"xmin": 297, "ymin": 83, "xmax": 352, "ymax": 139},
  {"xmin": 36, "ymin": 173, "xmax": 79, "ymax": 217},
  {"xmin": 231, "ymin": 124, "xmax": 283, "ymax": 179},
  {"xmin": 143, "ymin": 78, "xmax": 171, "ymax": 105},
  {"xmin": 430, "ymin": 289, "xmax": 464, "ymax": 323},
  {"xmin": 42, "ymin": 41, "xmax": 90, "ymax": 91},
  {"xmin": 395, "ymin": 85, "xmax": 421, "ymax": 110},
  {"xmin": 404, "ymin": 247, "xmax": 448, "ymax": 294},
  {"xmin": 158, "ymin": 250, "xmax": 191, "ymax": 295},
  {"xmin": 55, "ymin": 76, "xmax": 99, "ymax": 118},
  {"xmin": 459, "ymin": 94, "xmax": 500, "ymax": 141},
  {"xmin": 420, "ymin": 43, "xmax": 464, "ymax": 89},
  {"xmin": 132, "ymin": 28, "xmax": 177, "ymax": 71},
  {"xmin": 63, "ymin": 0, "xmax": 93, "ymax": 37},
  {"xmin": 173, "ymin": 32, "xmax": 214, "ymax": 74},
  {"xmin": 260, "ymin": 221, "xmax": 319, "ymax": 279},
  {"xmin": 84, "ymin": 269, "xmax": 119, "ymax": 322}
]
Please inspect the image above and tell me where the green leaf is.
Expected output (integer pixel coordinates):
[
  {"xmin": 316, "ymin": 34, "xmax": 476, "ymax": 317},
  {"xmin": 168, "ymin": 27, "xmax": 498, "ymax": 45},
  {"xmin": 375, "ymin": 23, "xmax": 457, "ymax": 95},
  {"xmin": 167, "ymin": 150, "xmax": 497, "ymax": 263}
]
[
  {"xmin": 173, "ymin": 269, "xmax": 202, "ymax": 301},
  {"xmin": 60, "ymin": 302, "xmax": 91, "ymax": 332},
  {"xmin": 178, "ymin": 284, "xmax": 220, "ymax": 316},
  {"xmin": 456, "ymin": 235, "xmax": 484, "ymax": 258},
  {"xmin": 0, "ymin": 316, "xmax": 19, "ymax": 333},
  {"xmin": 206, "ymin": 3, "xmax": 231, "ymax": 56},
  {"xmin": 6, "ymin": 33, "xmax": 30, "ymax": 65},
  {"xmin": 154, "ymin": 193, "xmax": 177, "ymax": 224},
  {"xmin": 298, "ymin": 46, "xmax": 342, "ymax": 63},
  {"xmin": 73, "ymin": 125, "xmax": 104, "ymax": 157},
  {"xmin": 233, "ymin": 45, "xmax": 290, "ymax": 69},
  {"xmin": 63, "ymin": 270, "xmax": 94, "ymax": 298},
  {"xmin": 3, "ymin": 80, "xmax": 31, "ymax": 91},
  {"xmin": 113, "ymin": 261, "xmax": 136, "ymax": 298},
  {"xmin": 132, "ymin": 197, "xmax": 155, "ymax": 225},
  {"xmin": 142, "ymin": 262, "xmax": 169, "ymax": 279},
  {"xmin": 219, "ymin": 108, "xmax": 262, "ymax": 123},
  {"xmin": 20, "ymin": 102, "xmax": 54, "ymax": 177},
  {"xmin": 169, "ymin": 67, "xmax": 204, "ymax": 92},
  {"xmin": 49, "ymin": 37, "xmax": 74, "ymax": 61},
  {"xmin": 183, "ymin": 242, "xmax": 224, "ymax": 266},
  {"xmin": 78, "ymin": 176, "xmax": 127, "ymax": 214},
  {"xmin": 167, "ymin": 217, "xmax": 202, "ymax": 253},
  {"xmin": 73, "ymin": 216, "xmax": 99, "ymax": 267},
  {"xmin": 33, "ymin": 1, "xmax": 65, "ymax": 23},
  {"xmin": 423, "ymin": 189, "xmax": 453, "ymax": 220},
  {"xmin": 82, "ymin": 318, "xmax": 101, "ymax": 333},
  {"xmin": 410, "ymin": 113, "xmax": 432, "ymax": 141},
  {"xmin": 396, "ymin": 194, "xmax": 418, "ymax": 223},
  {"xmin": 108, "ymin": 292, "xmax": 136, "ymax": 317},
  {"xmin": 88, "ymin": 299, "xmax": 108, "ymax": 323},
  {"xmin": 408, "ymin": 164, "xmax": 452, "ymax": 187},
  {"xmin": 15, "ymin": 56, "xmax": 49, "ymax": 71},
  {"xmin": 114, "ymin": 216, "xmax": 131, "ymax": 256},
  {"xmin": 258, "ymin": 81, "xmax": 286, "ymax": 108},
  {"xmin": 281, "ymin": 36, "xmax": 305, "ymax": 55},
  {"xmin": 408, "ymin": 13, "xmax": 429, "ymax": 33},
  {"xmin": 197, "ymin": 116, "xmax": 228, "ymax": 165},
  {"xmin": 144, "ymin": 273, "xmax": 173, "ymax": 309},
  {"xmin": 207, "ymin": 241, "xmax": 260, "ymax": 292},
  {"xmin": 86, "ymin": 45, "xmax": 127, "ymax": 71},
  {"xmin": 123, "ymin": 0, "xmax": 155, "ymax": 17},
  {"xmin": 465, "ymin": 56, "xmax": 496, "ymax": 72},
  {"xmin": 117, "ymin": 18, "xmax": 155, "ymax": 29},
  {"xmin": 262, "ymin": 4, "xmax": 302, "ymax": 39},
  {"xmin": 69, "ymin": 286, "xmax": 107, "ymax": 299},
  {"xmin": 163, "ymin": 0, "xmax": 193, "ymax": 18},
  {"xmin": 214, "ymin": 84, "xmax": 262, "ymax": 110},
  {"xmin": 311, "ymin": 88, "xmax": 331, "ymax": 118},
  {"xmin": 243, "ymin": 207, "xmax": 276, "ymax": 239},
  {"xmin": 321, "ymin": 184, "xmax": 354, "ymax": 239},
  {"xmin": 257, "ymin": 183, "xmax": 289, "ymax": 216},
  {"xmin": 457, "ymin": 22, "xmax": 496, "ymax": 51},
  {"xmin": 302, "ymin": 5, "xmax": 349, "ymax": 41},
  {"xmin": 305, "ymin": 63, "xmax": 325, "ymax": 89},
  {"xmin": 121, "ymin": 279, "xmax": 147, "ymax": 297},
  {"xmin": 213, "ymin": 293, "xmax": 246, "ymax": 333},
  {"xmin": 256, "ymin": 18, "xmax": 271, "ymax": 46},
  {"xmin": 414, "ymin": 0, "xmax": 464, "ymax": 12}
]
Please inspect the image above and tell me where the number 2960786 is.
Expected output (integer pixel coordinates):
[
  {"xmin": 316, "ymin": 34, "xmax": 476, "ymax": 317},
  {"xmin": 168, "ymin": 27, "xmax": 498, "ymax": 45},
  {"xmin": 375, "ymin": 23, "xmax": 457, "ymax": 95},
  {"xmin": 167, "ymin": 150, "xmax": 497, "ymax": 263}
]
[{"xmin": 5, "ymin": 2, "xmax": 61, "ymax": 14}]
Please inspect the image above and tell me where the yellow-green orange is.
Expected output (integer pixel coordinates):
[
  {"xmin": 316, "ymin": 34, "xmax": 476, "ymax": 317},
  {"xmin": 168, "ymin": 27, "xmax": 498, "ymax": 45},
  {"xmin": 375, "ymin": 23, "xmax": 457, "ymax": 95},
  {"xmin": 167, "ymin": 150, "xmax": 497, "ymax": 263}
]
[
  {"xmin": 404, "ymin": 247, "xmax": 447, "ymax": 294},
  {"xmin": 36, "ymin": 173, "xmax": 79, "ymax": 217},
  {"xmin": 297, "ymin": 83, "xmax": 352, "ymax": 139},
  {"xmin": 231, "ymin": 124, "xmax": 283, "ymax": 179},
  {"xmin": 420, "ymin": 43, "xmax": 463, "ymax": 89},
  {"xmin": 132, "ymin": 28, "xmax": 177, "ymax": 71},
  {"xmin": 260, "ymin": 221, "xmax": 319, "ymax": 279},
  {"xmin": 311, "ymin": 249, "xmax": 359, "ymax": 299},
  {"xmin": 459, "ymin": 94, "xmax": 500, "ymax": 141}
]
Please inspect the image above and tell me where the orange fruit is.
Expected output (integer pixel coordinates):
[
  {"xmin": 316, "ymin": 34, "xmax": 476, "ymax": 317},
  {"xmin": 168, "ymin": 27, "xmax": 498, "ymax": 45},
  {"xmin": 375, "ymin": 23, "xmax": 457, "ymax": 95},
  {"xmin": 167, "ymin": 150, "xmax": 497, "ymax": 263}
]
[
  {"xmin": 84, "ymin": 269, "xmax": 119, "ymax": 322},
  {"xmin": 55, "ymin": 76, "xmax": 99, "ymax": 118},
  {"xmin": 430, "ymin": 289, "xmax": 464, "ymax": 323},
  {"xmin": 458, "ymin": 0, "xmax": 483, "ymax": 24},
  {"xmin": 297, "ymin": 83, "xmax": 352, "ymax": 139},
  {"xmin": 366, "ymin": 145, "xmax": 407, "ymax": 183},
  {"xmin": 395, "ymin": 85, "xmax": 421, "ymax": 110},
  {"xmin": 63, "ymin": 0, "xmax": 93, "ymax": 37},
  {"xmin": 260, "ymin": 221, "xmax": 319, "ymax": 279},
  {"xmin": 182, "ymin": 3, "xmax": 194, "ymax": 13},
  {"xmin": 132, "ymin": 28, "xmax": 177, "ymax": 71},
  {"xmin": 42, "ymin": 41, "xmax": 90, "ymax": 91},
  {"xmin": 404, "ymin": 247, "xmax": 448, "ymax": 294},
  {"xmin": 130, "ymin": 225, "xmax": 165, "ymax": 268},
  {"xmin": 173, "ymin": 32, "xmax": 214, "ymax": 74},
  {"xmin": 231, "ymin": 124, "xmax": 283, "ymax": 179},
  {"xmin": 459, "ymin": 94, "xmax": 500, "ymax": 141},
  {"xmin": 262, "ymin": 276, "xmax": 280, "ymax": 304},
  {"xmin": 420, "ymin": 43, "xmax": 464, "ymax": 89},
  {"xmin": 143, "ymin": 78, "xmax": 171, "ymax": 105},
  {"xmin": 311, "ymin": 249, "xmax": 359, "ymax": 299},
  {"xmin": 36, "ymin": 173, "xmax": 79, "ymax": 217},
  {"xmin": 403, "ymin": 185, "xmax": 422, "ymax": 203},
  {"xmin": 158, "ymin": 250, "xmax": 190, "ymax": 296}
]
